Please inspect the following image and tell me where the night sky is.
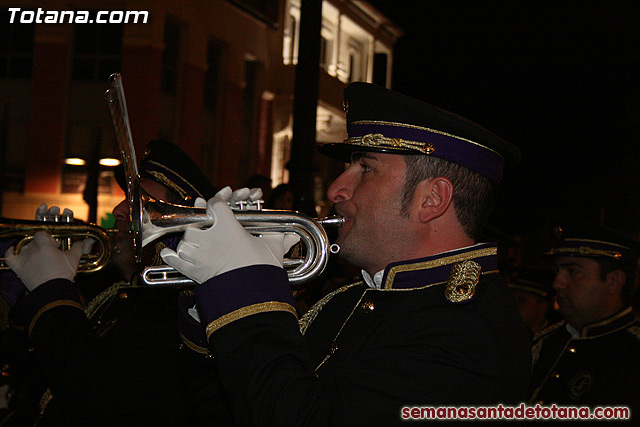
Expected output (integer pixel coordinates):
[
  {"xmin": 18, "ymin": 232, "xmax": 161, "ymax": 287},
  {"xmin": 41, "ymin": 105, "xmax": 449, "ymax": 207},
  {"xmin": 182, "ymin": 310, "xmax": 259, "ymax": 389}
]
[{"xmin": 366, "ymin": 0, "xmax": 640, "ymax": 245}]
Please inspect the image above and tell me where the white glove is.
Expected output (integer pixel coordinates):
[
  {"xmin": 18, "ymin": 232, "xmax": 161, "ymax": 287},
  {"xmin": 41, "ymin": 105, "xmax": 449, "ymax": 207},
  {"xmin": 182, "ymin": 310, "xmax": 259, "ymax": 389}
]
[
  {"xmin": 195, "ymin": 191, "xmax": 299, "ymax": 268},
  {"xmin": 4, "ymin": 231, "xmax": 93, "ymax": 291},
  {"xmin": 160, "ymin": 197, "xmax": 299, "ymax": 284},
  {"xmin": 35, "ymin": 203, "xmax": 73, "ymax": 221},
  {"xmin": 214, "ymin": 186, "xmax": 263, "ymax": 210}
]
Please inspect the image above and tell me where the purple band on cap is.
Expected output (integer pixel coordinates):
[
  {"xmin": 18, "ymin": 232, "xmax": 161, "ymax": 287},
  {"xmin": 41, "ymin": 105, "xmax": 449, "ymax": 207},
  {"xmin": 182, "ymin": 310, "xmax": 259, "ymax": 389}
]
[{"xmin": 350, "ymin": 122, "xmax": 505, "ymax": 183}]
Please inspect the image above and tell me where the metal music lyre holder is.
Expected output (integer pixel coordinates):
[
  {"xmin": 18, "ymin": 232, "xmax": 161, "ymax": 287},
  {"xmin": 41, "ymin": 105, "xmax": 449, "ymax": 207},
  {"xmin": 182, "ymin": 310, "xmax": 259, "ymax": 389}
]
[{"xmin": 105, "ymin": 73, "xmax": 343, "ymax": 287}]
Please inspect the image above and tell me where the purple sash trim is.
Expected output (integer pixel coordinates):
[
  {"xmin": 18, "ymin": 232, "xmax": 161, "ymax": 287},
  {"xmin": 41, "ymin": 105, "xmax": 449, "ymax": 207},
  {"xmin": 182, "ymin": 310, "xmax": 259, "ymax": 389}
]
[{"xmin": 350, "ymin": 122, "xmax": 504, "ymax": 183}]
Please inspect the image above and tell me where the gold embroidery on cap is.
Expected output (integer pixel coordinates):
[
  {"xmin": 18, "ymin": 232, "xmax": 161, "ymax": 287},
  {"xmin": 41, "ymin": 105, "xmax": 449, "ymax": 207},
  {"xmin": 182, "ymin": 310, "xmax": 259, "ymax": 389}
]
[
  {"xmin": 550, "ymin": 238, "xmax": 631, "ymax": 260},
  {"xmin": 548, "ymin": 247, "xmax": 622, "ymax": 259},
  {"xmin": 345, "ymin": 133, "xmax": 436, "ymax": 155},
  {"xmin": 445, "ymin": 260, "xmax": 481, "ymax": 303},
  {"xmin": 352, "ymin": 120, "xmax": 503, "ymax": 159},
  {"xmin": 146, "ymin": 170, "xmax": 190, "ymax": 201}
]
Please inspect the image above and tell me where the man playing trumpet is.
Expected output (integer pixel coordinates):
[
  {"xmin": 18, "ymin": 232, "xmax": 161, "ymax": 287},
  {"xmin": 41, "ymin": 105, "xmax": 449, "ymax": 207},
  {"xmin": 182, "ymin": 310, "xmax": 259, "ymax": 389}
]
[
  {"xmin": 161, "ymin": 83, "xmax": 532, "ymax": 425},
  {"xmin": 0, "ymin": 139, "xmax": 229, "ymax": 426}
]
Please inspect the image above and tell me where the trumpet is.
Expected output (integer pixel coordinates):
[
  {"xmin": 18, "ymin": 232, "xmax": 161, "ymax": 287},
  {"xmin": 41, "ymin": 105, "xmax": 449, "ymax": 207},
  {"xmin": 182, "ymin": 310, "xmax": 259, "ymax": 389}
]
[
  {"xmin": 106, "ymin": 73, "xmax": 343, "ymax": 287},
  {"xmin": 138, "ymin": 195, "xmax": 343, "ymax": 287},
  {"xmin": 0, "ymin": 218, "xmax": 113, "ymax": 273}
]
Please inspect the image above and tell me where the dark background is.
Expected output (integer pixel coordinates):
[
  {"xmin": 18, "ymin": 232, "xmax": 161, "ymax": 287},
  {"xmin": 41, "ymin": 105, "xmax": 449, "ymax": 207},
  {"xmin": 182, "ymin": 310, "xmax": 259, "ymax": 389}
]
[{"xmin": 366, "ymin": 0, "xmax": 640, "ymax": 255}]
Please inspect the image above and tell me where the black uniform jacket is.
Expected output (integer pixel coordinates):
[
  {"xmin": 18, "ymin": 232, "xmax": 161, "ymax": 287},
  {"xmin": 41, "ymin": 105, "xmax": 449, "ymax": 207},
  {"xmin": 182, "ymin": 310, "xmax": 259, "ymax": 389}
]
[
  {"xmin": 529, "ymin": 307, "xmax": 640, "ymax": 424},
  {"xmin": 9, "ymin": 277, "xmax": 225, "ymax": 426},
  {"xmin": 192, "ymin": 242, "xmax": 531, "ymax": 426}
]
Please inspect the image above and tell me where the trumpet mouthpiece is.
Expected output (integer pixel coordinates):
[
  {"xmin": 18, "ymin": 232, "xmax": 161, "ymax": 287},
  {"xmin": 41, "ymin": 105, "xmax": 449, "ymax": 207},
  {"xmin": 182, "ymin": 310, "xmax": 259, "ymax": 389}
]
[{"xmin": 316, "ymin": 216, "xmax": 345, "ymax": 228}]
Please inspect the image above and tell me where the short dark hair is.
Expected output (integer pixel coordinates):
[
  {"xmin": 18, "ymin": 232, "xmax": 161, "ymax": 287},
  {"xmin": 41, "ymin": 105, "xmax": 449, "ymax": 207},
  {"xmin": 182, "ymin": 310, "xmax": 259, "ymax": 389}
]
[
  {"xmin": 401, "ymin": 155, "xmax": 496, "ymax": 240},
  {"xmin": 597, "ymin": 257, "xmax": 639, "ymax": 307}
]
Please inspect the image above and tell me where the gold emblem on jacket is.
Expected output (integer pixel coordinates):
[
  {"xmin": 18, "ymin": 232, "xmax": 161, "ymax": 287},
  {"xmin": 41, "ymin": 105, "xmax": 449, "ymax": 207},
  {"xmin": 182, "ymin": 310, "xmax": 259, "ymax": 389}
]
[
  {"xmin": 568, "ymin": 371, "xmax": 594, "ymax": 401},
  {"xmin": 445, "ymin": 260, "xmax": 481, "ymax": 303}
]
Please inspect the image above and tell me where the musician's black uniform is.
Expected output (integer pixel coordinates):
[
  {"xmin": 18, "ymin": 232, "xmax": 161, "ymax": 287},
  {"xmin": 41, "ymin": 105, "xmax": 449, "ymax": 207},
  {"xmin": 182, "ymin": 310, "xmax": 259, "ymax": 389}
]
[
  {"xmin": 8, "ymin": 276, "xmax": 232, "ymax": 426},
  {"xmin": 185, "ymin": 243, "xmax": 531, "ymax": 425},
  {"xmin": 1, "ymin": 139, "xmax": 223, "ymax": 426},
  {"xmin": 529, "ymin": 308, "xmax": 640, "ymax": 424}
]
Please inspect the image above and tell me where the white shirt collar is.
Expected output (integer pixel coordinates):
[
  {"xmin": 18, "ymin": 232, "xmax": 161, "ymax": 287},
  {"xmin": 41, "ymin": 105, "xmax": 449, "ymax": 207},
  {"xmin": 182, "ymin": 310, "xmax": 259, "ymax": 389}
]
[
  {"xmin": 362, "ymin": 269, "xmax": 384, "ymax": 289},
  {"xmin": 565, "ymin": 322, "xmax": 580, "ymax": 339}
]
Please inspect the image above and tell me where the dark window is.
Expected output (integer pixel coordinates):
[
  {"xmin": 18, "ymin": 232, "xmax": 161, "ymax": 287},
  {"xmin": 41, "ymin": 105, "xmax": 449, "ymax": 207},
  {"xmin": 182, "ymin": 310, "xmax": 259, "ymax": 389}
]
[
  {"xmin": 62, "ymin": 127, "xmax": 116, "ymax": 194},
  {"xmin": 72, "ymin": 15, "xmax": 123, "ymax": 81},
  {"xmin": 226, "ymin": 0, "xmax": 278, "ymax": 26},
  {"xmin": 0, "ymin": 9, "xmax": 34, "ymax": 79},
  {"xmin": 319, "ymin": 37, "xmax": 329, "ymax": 69},
  {"xmin": 161, "ymin": 18, "xmax": 182, "ymax": 94},
  {"xmin": 373, "ymin": 53, "xmax": 388, "ymax": 87},
  {"xmin": 61, "ymin": 164, "xmax": 114, "ymax": 195},
  {"xmin": 284, "ymin": 12, "xmax": 297, "ymax": 64},
  {"xmin": 204, "ymin": 42, "xmax": 222, "ymax": 112},
  {"xmin": 348, "ymin": 53, "xmax": 355, "ymax": 82},
  {"xmin": 239, "ymin": 59, "xmax": 259, "ymax": 181}
]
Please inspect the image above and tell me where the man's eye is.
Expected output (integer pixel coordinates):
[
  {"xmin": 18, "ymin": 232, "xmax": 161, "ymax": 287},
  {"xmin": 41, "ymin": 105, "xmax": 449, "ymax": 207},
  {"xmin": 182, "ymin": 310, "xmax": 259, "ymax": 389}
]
[{"xmin": 360, "ymin": 163, "xmax": 371, "ymax": 172}]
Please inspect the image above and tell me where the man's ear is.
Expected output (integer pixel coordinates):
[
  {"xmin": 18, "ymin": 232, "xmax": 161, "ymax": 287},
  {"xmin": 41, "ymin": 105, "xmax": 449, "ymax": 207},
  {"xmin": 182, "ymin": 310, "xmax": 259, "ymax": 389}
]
[
  {"xmin": 417, "ymin": 177, "xmax": 454, "ymax": 223},
  {"xmin": 606, "ymin": 269, "xmax": 626, "ymax": 296}
]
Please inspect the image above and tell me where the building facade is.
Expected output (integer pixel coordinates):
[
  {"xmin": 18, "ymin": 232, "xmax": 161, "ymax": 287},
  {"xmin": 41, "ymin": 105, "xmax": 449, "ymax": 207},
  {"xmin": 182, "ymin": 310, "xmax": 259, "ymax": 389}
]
[{"xmin": 0, "ymin": 0, "xmax": 401, "ymax": 224}]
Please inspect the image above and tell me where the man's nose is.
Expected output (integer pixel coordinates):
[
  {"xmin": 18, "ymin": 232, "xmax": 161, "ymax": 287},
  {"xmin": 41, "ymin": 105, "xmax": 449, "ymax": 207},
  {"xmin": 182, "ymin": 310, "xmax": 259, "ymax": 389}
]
[
  {"xmin": 552, "ymin": 273, "xmax": 564, "ymax": 290},
  {"xmin": 327, "ymin": 171, "xmax": 353, "ymax": 203},
  {"xmin": 112, "ymin": 199, "xmax": 129, "ymax": 220}
]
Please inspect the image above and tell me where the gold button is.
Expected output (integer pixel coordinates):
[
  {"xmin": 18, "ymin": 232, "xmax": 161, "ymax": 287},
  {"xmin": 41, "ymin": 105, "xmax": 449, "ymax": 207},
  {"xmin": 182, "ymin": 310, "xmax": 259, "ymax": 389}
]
[
  {"xmin": 568, "ymin": 347, "xmax": 576, "ymax": 353},
  {"xmin": 360, "ymin": 300, "xmax": 375, "ymax": 313},
  {"xmin": 553, "ymin": 372, "xmax": 560, "ymax": 379},
  {"xmin": 118, "ymin": 292, "xmax": 128, "ymax": 299}
]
